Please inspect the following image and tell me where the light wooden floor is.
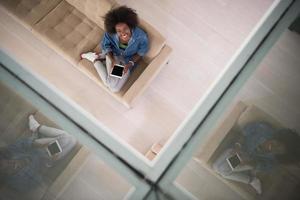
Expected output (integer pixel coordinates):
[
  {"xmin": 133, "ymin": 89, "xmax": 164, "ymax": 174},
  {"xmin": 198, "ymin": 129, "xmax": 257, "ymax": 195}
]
[
  {"xmin": 0, "ymin": 0, "xmax": 274, "ymax": 155},
  {"xmin": 176, "ymin": 159, "xmax": 243, "ymax": 200},
  {"xmin": 237, "ymin": 30, "xmax": 300, "ymax": 132}
]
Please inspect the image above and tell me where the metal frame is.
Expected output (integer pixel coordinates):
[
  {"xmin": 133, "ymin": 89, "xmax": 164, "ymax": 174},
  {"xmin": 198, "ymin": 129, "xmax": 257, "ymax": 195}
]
[{"xmin": 157, "ymin": 0, "xmax": 300, "ymax": 198}]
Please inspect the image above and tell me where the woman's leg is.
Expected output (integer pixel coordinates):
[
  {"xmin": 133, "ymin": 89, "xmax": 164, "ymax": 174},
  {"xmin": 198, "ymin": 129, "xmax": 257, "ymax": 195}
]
[
  {"xmin": 38, "ymin": 126, "xmax": 77, "ymax": 158},
  {"xmin": 34, "ymin": 125, "xmax": 77, "ymax": 160},
  {"xmin": 106, "ymin": 71, "xmax": 130, "ymax": 92},
  {"xmin": 222, "ymin": 172, "xmax": 251, "ymax": 184},
  {"xmin": 33, "ymin": 125, "xmax": 67, "ymax": 147},
  {"xmin": 81, "ymin": 51, "xmax": 108, "ymax": 85},
  {"xmin": 28, "ymin": 115, "xmax": 76, "ymax": 163},
  {"xmin": 38, "ymin": 125, "xmax": 66, "ymax": 138},
  {"xmin": 91, "ymin": 54, "xmax": 130, "ymax": 92},
  {"xmin": 213, "ymin": 148, "xmax": 252, "ymax": 184},
  {"xmin": 29, "ymin": 114, "xmax": 65, "ymax": 138},
  {"xmin": 53, "ymin": 134, "xmax": 77, "ymax": 160},
  {"xmin": 225, "ymin": 172, "xmax": 262, "ymax": 194},
  {"xmin": 93, "ymin": 60, "xmax": 109, "ymax": 86},
  {"xmin": 105, "ymin": 55, "xmax": 130, "ymax": 92},
  {"xmin": 33, "ymin": 137, "xmax": 56, "ymax": 147}
]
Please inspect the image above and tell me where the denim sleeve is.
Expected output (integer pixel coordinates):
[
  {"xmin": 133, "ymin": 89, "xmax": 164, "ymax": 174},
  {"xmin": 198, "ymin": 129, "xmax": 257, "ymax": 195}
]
[
  {"xmin": 137, "ymin": 35, "xmax": 149, "ymax": 57},
  {"xmin": 8, "ymin": 138, "xmax": 34, "ymax": 153},
  {"xmin": 101, "ymin": 32, "xmax": 113, "ymax": 54}
]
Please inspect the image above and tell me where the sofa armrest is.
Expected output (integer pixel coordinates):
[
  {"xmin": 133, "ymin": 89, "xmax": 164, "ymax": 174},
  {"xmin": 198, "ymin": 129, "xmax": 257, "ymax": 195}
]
[
  {"xmin": 42, "ymin": 147, "xmax": 90, "ymax": 200},
  {"xmin": 122, "ymin": 45, "xmax": 172, "ymax": 106},
  {"xmin": 195, "ymin": 101, "xmax": 247, "ymax": 163},
  {"xmin": 237, "ymin": 104, "xmax": 283, "ymax": 129}
]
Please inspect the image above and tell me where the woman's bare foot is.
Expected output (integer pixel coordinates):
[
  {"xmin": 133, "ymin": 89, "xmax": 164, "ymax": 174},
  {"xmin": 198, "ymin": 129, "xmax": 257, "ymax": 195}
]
[
  {"xmin": 80, "ymin": 52, "xmax": 99, "ymax": 62},
  {"xmin": 28, "ymin": 115, "xmax": 40, "ymax": 132}
]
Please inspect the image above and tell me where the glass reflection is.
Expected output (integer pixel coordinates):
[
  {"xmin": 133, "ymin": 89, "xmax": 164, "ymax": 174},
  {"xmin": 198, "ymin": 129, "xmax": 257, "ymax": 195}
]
[
  {"xmin": 176, "ymin": 27, "xmax": 300, "ymax": 200},
  {"xmin": 0, "ymin": 81, "xmax": 131, "ymax": 200}
]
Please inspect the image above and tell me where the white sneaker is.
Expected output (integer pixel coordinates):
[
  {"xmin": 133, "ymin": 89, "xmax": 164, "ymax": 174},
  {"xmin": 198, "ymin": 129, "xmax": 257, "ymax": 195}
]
[
  {"xmin": 80, "ymin": 52, "xmax": 99, "ymax": 62},
  {"xmin": 250, "ymin": 177, "xmax": 262, "ymax": 194},
  {"xmin": 28, "ymin": 115, "xmax": 40, "ymax": 132}
]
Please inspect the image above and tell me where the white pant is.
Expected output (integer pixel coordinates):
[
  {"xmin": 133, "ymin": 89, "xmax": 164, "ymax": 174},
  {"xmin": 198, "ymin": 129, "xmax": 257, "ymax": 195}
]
[
  {"xmin": 33, "ymin": 125, "xmax": 76, "ymax": 161},
  {"xmin": 94, "ymin": 55, "xmax": 130, "ymax": 92},
  {"xmin": 212, "ymin": 148, "xmax": 253, "ymax": 184}
]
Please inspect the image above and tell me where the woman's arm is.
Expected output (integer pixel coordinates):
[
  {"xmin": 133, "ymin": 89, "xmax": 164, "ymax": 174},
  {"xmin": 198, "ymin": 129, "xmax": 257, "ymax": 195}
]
[
  {"xmin": 101, "ymin": 32, "xmax": 114, "ymax": 54},
  {"xmin": 123, "ymin": 33, "xmax": 148, "ymax": 73},
  {"xmin": 124, "ymin": 54, "xmax": 141, "ymax": 74}
]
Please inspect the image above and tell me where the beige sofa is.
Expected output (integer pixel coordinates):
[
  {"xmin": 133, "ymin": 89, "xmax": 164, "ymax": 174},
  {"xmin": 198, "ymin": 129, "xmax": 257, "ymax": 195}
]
[
  {"xmin": 0, "ymin": 82, "xmax": 81, "ymax": 199},
  {"xmin": 0, "ymin": 0, "xmax": 172, "ymax": 108},
  {"xmin": 196, "ymin": 101, "xmax": 300, "ymax": 200}
]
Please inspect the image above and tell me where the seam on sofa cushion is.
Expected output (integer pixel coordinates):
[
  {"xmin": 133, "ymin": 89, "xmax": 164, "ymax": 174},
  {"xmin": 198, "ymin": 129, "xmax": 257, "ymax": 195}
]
[
  {"xmin": 33, "ymin": 0, "xmax": 63, "ymax": 26},
  {"xmin": 32, "ymin": 1, "xmax": 104, "ymax": 65},
  {"xmin": 65, "ymin": 0, "xmax": 114, "ymax": 30},
  {"xmin": 0, "ymin": 0, "xmax": 63, "ymax": 28}
]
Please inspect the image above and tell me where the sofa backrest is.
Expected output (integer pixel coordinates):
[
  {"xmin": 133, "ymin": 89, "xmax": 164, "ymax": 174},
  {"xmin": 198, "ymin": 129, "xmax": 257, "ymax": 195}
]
[
  {"xmin": 65, "ymin": 0, "xmax": 166, "ymax": 63},
  {"xmin": 237, "ymin": 104, "xmax": 283, "ymax": 130},
  {"xmin": 65, "ymin": 0, "xmax": 115, "ymax": 30},
  {"xmin": 0, "ymin": 0, "xmax": 63, "ymax": 28}
]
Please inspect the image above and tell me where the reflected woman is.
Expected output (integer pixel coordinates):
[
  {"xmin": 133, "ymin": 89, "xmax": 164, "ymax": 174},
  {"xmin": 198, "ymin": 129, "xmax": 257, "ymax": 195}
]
[
  {"xmin": 0, "ymin": 115, "xmax": 76, "ymax": 193},
  {"xmin": 213, "ymin": 122, "xmax": 300, "ymax": 194}
]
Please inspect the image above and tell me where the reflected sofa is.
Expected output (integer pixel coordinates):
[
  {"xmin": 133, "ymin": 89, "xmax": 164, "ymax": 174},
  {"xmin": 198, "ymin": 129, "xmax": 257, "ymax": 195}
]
[
  {"xmin": 0, "ymin": 82, "xmax": 81, "ymax": 199},
  {"xmin": 196, "ymin": 101, "xmax": 300, "ymax": 200},
  {"xmin": 0, "ymin": 0, "xmax": 172, "ymax": 108}
]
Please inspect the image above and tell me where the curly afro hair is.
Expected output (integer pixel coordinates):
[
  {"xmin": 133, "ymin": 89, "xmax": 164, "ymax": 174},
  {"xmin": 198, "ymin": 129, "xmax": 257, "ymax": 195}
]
[
  {"xmin": 273, "ymin": 128, "xmax": 300, "ymax": 164},
  {"xmin": 104, "ymin": 6, "xmax": 139, "ymax": 34}
]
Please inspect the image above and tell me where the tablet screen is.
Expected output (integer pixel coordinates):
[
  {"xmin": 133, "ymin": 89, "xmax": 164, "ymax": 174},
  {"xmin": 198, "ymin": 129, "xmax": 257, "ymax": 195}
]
[
  {"xmin": 111, "ymin": 65, "xmax": 124, "ymax": 77},
  {"xmin": 47, "ymin": 141, "xmax": 62, "ymax": 155},
  {"xmin": 228, "ymin": 154, "xmax": 241, "ymax": 168}
]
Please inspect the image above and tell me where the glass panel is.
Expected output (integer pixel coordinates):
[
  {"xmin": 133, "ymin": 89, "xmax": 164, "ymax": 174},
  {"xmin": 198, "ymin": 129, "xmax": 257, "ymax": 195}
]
[
  {"xmin": 0, "ymin": 77, "xmax": 132, "ymax": 200},
  {"xmin": 176, "ymin": 27, "xmax": 300, "ymax": 200}
]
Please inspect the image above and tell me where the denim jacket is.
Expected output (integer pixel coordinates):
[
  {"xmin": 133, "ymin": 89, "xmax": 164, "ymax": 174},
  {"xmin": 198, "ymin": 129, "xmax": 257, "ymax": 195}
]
[
  {"xmin": 101, "ymin": 27, "xmax": 149, "ymax": 64},
  {"xmin": 1, "ymin": 138, "xmax": 46, "ymax": 192},
  {"xmin": 241, "ymin": 122, "xmax": 277, "ymax": 171}
]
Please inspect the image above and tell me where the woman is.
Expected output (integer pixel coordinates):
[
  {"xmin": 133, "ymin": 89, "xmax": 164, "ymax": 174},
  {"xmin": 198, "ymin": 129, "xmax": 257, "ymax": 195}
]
[
  {"xmin": 213, "ymin": 122, "xmax": 300, "ymax": 194},
  {"xmin": 81, "ymin": 6, "xmax": 149, "ymax": 92},
  {"xmin": 0, "ymin": 115, "xmax": 76, "ymax": 193}
]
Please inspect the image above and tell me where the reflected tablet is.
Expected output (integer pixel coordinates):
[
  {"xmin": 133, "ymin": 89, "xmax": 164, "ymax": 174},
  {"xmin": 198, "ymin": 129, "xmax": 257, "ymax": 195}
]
[
  {"xmin": 110, "ymin": 64, "xmax": 124, "ymax": 78},
  {"xmin": 226, "ymin": 153, "xmax": 241, "ymax": 170},
  {"xmin": 46, "ymin": 140, "xmax": 62, "ymax": 157}
]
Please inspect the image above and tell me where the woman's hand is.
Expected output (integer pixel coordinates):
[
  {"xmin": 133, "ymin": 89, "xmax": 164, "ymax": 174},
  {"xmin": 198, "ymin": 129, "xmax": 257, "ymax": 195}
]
[
  {"xmin": 123, "ymin": 62, "xmax": 134, "ymax": 74},
  {"xmin": 230, "ymin": 145, "xmax": 254, "ymax": 168}
]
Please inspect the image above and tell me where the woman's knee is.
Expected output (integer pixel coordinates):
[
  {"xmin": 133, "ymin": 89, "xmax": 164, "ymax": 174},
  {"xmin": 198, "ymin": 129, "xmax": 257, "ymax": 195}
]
[
  {"xmin": 107, "ymin": 80, "xmax": 124, "ymax": 92},
  {"xmin": 109, "ymin": 86, "xmax": 122, "ymax": 93},
  {"xmin": 59, "ymin": 134, "xmax": 76, "ymax": 150},
  {"xmin": 213, "ymin": 163, "xmax": 228, "ymax": 176}
]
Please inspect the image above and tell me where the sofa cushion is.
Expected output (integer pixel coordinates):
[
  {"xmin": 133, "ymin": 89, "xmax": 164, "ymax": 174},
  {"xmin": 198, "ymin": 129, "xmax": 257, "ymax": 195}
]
[
  {"xmin": 0, "ymin": 0, "xmax": 62, "ymax": 28},
  {"xmin": 237, "ymin": 104, "xmax": 283, "ymax": 130},
  {"xmin": 33, "ymin": 1, "xmax": 104, "ymax": 65},
  {"xmin": 65, "ymin": 0, "xmax": 114, "ymax": 30},
  {"xmin": 139, "ymin": 19, "xmax": 166, "ymax": 63}
]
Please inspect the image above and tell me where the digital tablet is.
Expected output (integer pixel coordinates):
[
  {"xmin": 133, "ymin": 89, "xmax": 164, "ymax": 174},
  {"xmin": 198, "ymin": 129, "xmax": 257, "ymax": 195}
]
[
  {"xmin": 110, "ymin": 64, "xmax": 124, "ymax": 78},
  {"xmin": 46, "ymin": 140, "xmax": 62, "ymax": 157},
  {"xmin": 226, "ymin": 153, "xmax": 241, "ymax": 170}
]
